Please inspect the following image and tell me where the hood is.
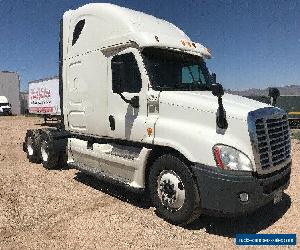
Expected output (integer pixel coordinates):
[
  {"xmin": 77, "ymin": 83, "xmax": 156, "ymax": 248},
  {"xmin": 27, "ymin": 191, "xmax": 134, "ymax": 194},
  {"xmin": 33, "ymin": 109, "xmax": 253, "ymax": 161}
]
[{"xmin": 159, "ymin": 91, "xmax": 271, "ymax": 121}]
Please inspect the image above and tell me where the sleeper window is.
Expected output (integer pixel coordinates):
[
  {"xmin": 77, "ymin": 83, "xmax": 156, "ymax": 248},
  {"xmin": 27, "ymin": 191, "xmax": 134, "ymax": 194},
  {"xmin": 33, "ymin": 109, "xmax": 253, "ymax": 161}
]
[{"xmin": 72, "ymin": 19, "xmax": 85, "ymax": 46}]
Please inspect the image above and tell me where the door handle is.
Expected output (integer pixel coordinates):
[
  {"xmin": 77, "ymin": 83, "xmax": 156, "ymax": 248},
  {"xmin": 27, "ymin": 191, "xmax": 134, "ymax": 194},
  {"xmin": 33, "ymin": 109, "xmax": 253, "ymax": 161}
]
[{"xmin": 109, "ymin": 115, "xmax": 115, "ymax": 131}]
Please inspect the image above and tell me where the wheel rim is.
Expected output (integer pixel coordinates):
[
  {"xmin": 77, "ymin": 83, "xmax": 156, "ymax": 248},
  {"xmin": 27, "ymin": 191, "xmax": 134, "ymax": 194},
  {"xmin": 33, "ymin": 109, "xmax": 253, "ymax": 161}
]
[
  {"xmin": 41, "ymin": 141, "xmax": 48, "ymax": 162},
  {"xmin": 27, "ymin": 137, "xmax": 34, "ymax": 156},
  {"xmin": 157, "ymin": 170, "xmax": 186, "ymax": 210}
]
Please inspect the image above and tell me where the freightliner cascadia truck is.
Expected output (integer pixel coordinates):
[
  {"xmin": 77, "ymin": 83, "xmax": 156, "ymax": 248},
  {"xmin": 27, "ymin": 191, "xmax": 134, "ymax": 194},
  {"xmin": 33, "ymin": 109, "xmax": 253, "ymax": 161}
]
[{"xmin": 24, "ymin": 3, "xmax": 292, "ymax": 225}]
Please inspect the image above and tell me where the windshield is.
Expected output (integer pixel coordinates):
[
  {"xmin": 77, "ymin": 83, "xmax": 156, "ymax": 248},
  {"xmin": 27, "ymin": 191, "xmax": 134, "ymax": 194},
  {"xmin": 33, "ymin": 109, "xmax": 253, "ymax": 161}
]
[{"xmin": 142, "ymin": 48, "xmax": 211, "ymax": 91}]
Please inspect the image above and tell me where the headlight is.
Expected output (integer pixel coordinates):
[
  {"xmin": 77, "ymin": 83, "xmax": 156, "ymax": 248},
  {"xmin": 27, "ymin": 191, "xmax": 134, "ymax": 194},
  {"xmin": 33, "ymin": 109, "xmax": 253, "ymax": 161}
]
[{"xmin": 213, "ymin": 144, "xmax": 253, "ymax": 171}]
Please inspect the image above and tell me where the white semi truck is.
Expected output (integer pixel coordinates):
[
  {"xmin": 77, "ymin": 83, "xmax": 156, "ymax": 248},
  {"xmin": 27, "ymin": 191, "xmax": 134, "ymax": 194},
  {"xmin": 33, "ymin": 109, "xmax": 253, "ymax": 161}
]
[{"xmin": 24, "ymin": 3, "xmax": 291, "ymax": 225}]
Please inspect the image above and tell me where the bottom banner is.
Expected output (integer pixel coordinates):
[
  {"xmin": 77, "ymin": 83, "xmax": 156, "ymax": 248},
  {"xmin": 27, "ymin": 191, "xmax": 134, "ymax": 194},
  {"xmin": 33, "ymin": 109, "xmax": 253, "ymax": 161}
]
[{"xmin": 235, "ymin": 234, "xmax": 296, "ymax": 246}]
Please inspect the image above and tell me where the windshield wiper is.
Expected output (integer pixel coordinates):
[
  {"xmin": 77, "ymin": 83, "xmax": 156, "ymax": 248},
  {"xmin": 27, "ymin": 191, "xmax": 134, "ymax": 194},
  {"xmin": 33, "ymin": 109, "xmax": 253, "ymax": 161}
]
[
  {"xmin": 154, "ymin": 83, "xmax": 211, "ymax": 91},
  {"xmin": 154, "ymin": 85, "xmax": 177, "ymax": 91}
]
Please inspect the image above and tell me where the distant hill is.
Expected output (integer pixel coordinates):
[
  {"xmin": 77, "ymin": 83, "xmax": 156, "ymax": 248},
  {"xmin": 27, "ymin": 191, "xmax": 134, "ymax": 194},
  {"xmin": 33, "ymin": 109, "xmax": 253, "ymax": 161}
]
[{"xmin": 226, "ymin": 85, "xmax": 300, "ymax": 96}]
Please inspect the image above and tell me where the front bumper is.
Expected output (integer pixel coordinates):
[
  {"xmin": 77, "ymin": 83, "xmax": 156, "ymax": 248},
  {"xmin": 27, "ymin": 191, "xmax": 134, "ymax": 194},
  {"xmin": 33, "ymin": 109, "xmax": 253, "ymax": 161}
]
[
  {"xmin": 191, "ymin": 162, "xmax": 291, "ymax": 216},
  {"xmin": 0, "ymin": 108, "xmax": 12, "ymax": 115}
]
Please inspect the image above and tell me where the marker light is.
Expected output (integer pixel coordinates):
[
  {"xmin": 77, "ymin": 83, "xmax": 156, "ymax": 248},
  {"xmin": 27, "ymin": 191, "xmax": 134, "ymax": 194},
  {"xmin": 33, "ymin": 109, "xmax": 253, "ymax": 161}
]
[{"xmin": 147, "ymin": 127, "xmax": 153, "ymax": 137}]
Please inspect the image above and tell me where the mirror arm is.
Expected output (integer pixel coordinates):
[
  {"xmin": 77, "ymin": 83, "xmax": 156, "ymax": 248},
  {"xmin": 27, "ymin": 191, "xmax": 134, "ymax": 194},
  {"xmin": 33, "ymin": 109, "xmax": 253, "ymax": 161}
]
[
  {"xmin": 118, "ymin": 92, "xmax": 131, "ymax": 104},
  {"xmin": 118, "ymin": 93, "xmax": 139, "ymax": 108}
]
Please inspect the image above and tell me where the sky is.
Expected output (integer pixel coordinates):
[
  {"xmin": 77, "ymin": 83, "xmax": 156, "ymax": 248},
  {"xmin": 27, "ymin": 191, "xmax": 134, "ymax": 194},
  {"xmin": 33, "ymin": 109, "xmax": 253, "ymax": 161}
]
[{"xmin": 0, "ymin": 0, "xmax": 299, "ymax": 91}]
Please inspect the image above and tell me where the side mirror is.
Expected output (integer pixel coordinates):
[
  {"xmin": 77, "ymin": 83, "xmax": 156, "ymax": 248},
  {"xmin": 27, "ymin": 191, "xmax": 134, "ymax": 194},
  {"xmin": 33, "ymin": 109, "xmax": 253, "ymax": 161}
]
[
  {"xmin": 269, "ymin": 87, "xmax": 280, "ymax": 99},
  {"xmin": 130, "ymin": 96, "xmax": 139, "ymax": 109},
  {"xmin": 211, "ymin": 83, "xmax": 224, "ymax": 97},
  {"xmin": 211, "ymin": 83, "xmax": 228, "ymax": 129},
  {"xmin": 268, "ymin": 87, "xmax": 280, "ymax": 106}
]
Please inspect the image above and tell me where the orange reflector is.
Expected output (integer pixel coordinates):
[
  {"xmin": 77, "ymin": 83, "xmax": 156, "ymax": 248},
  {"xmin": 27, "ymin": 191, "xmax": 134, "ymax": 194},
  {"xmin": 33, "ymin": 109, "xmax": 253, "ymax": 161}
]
[{"xmin": 147, "ymin": 128, "xmax": 153, "ymax": 137}]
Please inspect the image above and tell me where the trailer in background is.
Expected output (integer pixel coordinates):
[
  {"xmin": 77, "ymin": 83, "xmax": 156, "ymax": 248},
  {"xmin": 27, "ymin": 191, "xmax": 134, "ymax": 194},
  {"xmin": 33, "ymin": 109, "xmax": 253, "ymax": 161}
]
[
  {"xmin": 246, "ymin": 95, "xmax": 300, "ymax": 128},
  {"xmin": 28, "ymin": 77, "xmax": 61, "ymax": 124},
  {"xmin": 277, "ymin": 96, "xmax": 300, "ymax": 128}
]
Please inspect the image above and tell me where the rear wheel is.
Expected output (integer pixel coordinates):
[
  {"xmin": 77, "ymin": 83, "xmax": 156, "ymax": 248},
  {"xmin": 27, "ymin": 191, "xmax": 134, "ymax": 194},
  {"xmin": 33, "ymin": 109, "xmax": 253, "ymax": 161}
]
[
  {"xmin": 148, "ymin": 154, "xmax": 202, "ymax": 226},
  {"xmin": 40, "ymin": 132, "xmax": 60, "ymax": 169},
  {"xmin": 25, "ymin": 130, "xmax": 41, "ymax": 163}
]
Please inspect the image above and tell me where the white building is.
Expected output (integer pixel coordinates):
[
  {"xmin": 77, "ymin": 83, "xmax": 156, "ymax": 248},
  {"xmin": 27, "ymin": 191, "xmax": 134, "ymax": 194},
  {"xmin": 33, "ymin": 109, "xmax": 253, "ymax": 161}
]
[{"xmin": 0, "ymin": 71, "xmax": 21, "ymax": 114}]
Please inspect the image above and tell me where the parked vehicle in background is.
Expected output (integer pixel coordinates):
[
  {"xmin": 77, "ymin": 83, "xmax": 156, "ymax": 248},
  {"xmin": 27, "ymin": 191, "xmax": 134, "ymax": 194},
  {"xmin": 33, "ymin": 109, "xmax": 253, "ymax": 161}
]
[
  {"xmin": 28, "ymin": 77, "xmax": 61, "ymax": 123},
  {"xmin": 0, "ymin": 96, "xmax": 12, "ymax": 115},
  {"xmin": 24, "ymin": 3, "xmax": 292, "ymax": 226}
]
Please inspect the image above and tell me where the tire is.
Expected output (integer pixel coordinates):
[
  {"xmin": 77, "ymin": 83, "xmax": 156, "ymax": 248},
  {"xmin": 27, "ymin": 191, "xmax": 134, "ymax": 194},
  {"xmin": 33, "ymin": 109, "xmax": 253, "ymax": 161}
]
[
  {"xmin": 148, "ymin": 154, "xmax": 201, "ymax": 226},
  {"xmin": 58, "ymin": 147, "xmax": 68, "ymax": 169},
  {"xmin": 40, "ymin": 132, "xmax": 60, "ymax": 169},
  {"xmin": 25, "ymin": 130, "xmax": 41, "ymax": 163}
]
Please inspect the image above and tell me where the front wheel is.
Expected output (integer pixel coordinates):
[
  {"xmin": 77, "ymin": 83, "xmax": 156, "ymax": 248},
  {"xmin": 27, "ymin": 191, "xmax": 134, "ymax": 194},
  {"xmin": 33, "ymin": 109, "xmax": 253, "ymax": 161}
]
[{"xmin": 148, "ymin": 154, "xmax": 202, "ymax": 226}]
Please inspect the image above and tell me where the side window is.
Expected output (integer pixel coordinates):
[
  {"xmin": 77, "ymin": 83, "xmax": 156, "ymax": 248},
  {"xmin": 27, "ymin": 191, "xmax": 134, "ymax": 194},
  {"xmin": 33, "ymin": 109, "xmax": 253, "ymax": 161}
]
[
  {"xmin": 111, "ymin": 53, "xmax": 142, "ymax": 93},
  {"xmin": 72, "ymin": 19, "xmax": 85, "ymax": 46}
]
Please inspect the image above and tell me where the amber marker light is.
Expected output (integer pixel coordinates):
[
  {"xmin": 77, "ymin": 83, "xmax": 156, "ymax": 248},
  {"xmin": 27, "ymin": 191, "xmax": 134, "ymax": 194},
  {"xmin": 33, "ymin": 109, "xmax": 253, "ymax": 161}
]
[{"xmin": 147, "ymin": 128, "xmax": 153, "ymax": 137}]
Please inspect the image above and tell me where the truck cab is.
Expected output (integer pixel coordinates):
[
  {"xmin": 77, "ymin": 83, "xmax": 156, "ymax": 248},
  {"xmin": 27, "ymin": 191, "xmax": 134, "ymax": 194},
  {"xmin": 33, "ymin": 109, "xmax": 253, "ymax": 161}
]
[
  {"xmin": 0, "ymin": 96, "xmax": 12, "ymax": 115},
  {"xmin": 24, "ymin": 3, "xmax": 291, "ymax": 226}
]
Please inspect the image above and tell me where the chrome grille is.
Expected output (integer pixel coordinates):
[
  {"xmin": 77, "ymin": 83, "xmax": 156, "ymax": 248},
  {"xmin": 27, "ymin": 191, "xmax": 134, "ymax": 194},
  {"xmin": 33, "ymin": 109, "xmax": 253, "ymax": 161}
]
[
  {"xmin": 248, "ymin": 107, "xmax": 291, "ymax": 174},
  {"xmin": 255, "ymin": 115, "xmax": 290, "ymax": 169}
]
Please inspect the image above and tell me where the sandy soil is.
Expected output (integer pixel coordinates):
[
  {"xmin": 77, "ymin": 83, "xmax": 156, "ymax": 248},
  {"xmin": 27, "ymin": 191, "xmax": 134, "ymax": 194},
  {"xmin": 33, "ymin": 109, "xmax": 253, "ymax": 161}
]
[{"xmin": 0, "ymin": 116, "xmax": 299, "ymax": 249}]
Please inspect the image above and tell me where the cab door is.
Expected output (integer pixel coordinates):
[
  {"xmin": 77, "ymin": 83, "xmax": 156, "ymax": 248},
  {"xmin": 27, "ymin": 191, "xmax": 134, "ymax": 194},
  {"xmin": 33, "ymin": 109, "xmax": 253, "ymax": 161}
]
[{"xmin": 107, "ymin": 48, "xmax": 148, "ymax": 142}]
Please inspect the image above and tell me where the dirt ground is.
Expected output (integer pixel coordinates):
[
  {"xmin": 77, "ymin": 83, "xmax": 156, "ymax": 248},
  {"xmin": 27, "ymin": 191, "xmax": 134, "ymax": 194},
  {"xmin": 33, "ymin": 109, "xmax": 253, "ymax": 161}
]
[{"xmin": 0, "ymin": 116, "xmax": 299, "ymax": 249}]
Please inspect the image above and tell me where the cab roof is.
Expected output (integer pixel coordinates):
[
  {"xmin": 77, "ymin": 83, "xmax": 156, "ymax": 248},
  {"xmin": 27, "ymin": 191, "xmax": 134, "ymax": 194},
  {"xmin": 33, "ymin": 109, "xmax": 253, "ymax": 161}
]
[
  {"xmin": 0, "ymin": 96, "xmax": 8, "ymax": 103},
  {"xmin": 63, "ymin": 3, "xmax": 211, "ymax": 59}
]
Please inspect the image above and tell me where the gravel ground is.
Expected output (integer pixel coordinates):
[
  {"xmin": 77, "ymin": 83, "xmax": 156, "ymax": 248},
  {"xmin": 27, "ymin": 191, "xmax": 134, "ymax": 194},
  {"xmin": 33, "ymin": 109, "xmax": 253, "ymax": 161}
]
[{"xmin": 0, "ymin": 116, "xmax": 299, "ymax": 249}]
